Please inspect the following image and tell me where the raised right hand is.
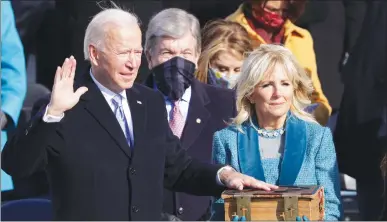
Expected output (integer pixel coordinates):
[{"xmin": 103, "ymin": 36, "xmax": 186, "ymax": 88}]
[{"xmin": 47, "ymin": 56, "xmax": 88, "ymax": 116}]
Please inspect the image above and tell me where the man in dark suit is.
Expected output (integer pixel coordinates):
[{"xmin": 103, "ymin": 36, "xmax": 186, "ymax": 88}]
[
  {"xmin": 334, "ymin": 1, "xmax": 387, "ymax": 220},
  {"xmin": 1, "ymin": 7, "xmax": 277, "ymax": 221},
  {"xmin": 143, "ymin": 8, "xmax": 236, "ymax": 221}
]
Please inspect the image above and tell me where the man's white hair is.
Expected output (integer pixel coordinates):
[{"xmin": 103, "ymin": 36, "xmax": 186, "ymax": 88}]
[
  {"xmin": 83, "ymin": 6, "xmax": 140, "ymax": 60},
  {"xmin": 145, "ymin": 8, "xmax": 201, "ymax": 55}
]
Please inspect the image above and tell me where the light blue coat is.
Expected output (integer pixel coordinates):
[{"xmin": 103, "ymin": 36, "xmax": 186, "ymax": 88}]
[
  {"xmin": 211, "ymin": 115, "xmax": 343, "ymax": 221},
  {"xmin": 1, "ymin": 1, "xmax": 27, "ymax": 191}
]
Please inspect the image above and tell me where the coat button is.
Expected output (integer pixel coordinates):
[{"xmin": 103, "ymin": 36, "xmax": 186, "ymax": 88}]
[
  {"xmin": 129, "ymin": 167, "xmax": 136, "ymax": 175},
  {"xmin": 177, "ymin": 207, "xmax": 184, "ymax": 215},
  {"xmin": 132, "ymin": 206, "xmax": 139, "ymax": 213}
]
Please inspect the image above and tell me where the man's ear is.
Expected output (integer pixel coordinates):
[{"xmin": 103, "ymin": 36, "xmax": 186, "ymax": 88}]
[
  {"xmin": 145, "ymin": 50, "xmax": 153, "ymax": 70},
  {"xmin": 88, "ymin": 45, "xmax": 99, "ymax": 66}
]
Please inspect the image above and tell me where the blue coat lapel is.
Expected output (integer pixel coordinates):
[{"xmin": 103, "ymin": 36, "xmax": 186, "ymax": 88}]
[
  {"xmin": 279, "ymin": 116, "xmax": 307, "ymax": 185},
  {"xmin": 236, "ymin": 115, "xmax": 307, "ymax": 185},
  {"xmin": 237, "ymin": 119, "xmax": 266, "ymax": 182}
]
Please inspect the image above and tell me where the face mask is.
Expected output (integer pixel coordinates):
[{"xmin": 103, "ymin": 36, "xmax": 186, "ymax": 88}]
[
  {"xmin": 253, "ymin": 9, "xmax": 285, "ymax": 31},
  {"xmin": 208, "ymin": 68, "xmax": 240, "ymax": 89},
  {"xmin": 152, "ymin": 56, "xmax": 196, "ymax": 101}
]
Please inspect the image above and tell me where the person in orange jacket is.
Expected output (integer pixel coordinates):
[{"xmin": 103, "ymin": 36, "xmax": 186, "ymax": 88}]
[{"xmin": 226, "ymin": 0, "xmax": 331, "ymax": 125}]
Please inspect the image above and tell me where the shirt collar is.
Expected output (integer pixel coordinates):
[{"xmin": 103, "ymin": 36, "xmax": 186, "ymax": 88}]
[
  {"xmin": 89, "ymin": 69, "xmax": 127, "ymax": 100},
  {"xmin": 180, "ymin": 86, "xmax": 191, "ymax": 103}
]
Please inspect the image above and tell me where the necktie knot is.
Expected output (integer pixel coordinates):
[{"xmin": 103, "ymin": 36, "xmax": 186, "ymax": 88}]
[
  {"xmin": 112, "ymin": 94, "xmax": 124, "ymax": 120},
  {"xmin": 112, "ymin": 94, "xmax": 123, "ymax": 108},
  {"xmin": 173, "ymin": 100, "xmax": 180, "ymax": 108}
]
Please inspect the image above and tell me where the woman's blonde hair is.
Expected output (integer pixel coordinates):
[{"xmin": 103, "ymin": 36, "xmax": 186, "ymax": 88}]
[
  {"xmin": 196, "ymin": 19, "xmax": 253, "ymax": 83},
  {"xmin": 231, "ymin": 44, "xmax": 316, "ymax": 130}
]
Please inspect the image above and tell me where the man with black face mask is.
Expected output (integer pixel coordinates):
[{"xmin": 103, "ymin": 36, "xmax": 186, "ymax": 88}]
[{"xmin": 143, "ymin": 8, "xmax": 237, "ymax": 221}]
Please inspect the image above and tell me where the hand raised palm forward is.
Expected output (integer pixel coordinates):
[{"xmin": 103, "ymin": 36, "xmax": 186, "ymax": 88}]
[{"xmin": 48, "ymin": 56, "xmax": 88, "ymax": 116}]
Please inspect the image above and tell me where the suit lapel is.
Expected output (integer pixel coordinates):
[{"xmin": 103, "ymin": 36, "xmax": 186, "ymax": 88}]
[
  {"xmin": 126, "ymin": 86, "xmax": 147, "ymax": 151},
  {"xmin": 237, "ymin": 120, "xmax": 266, "ymax": 182},
  {"xmin": 80, "ymin": 73, "xmax": 132, "ymax": 158},
  {"xmin": 236, "ymin": 115, "xmax": 307, "ymax": 185},
  {"xmin": 180, "ymin": 81, "xmax": 210, "ymax": 150},
  {"xmin": 278, "ymin": 115, "xmax": 307, "ymax": 185}
]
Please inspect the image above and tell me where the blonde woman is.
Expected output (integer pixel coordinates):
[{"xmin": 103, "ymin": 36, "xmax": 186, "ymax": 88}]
[
  {"xmin": 226, "ymin": 0, "xmax": 331, "ymax": 125},
  {"xmin": 211, "ymin": 45, "xmax": 342, "ymax": 220},
  {"xmin": 196, "ymin": 19, "xmax": 253, "ymax": 89}
]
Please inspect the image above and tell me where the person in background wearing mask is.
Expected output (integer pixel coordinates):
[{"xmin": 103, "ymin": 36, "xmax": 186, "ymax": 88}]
[
  {"xmin": 226, "ymin": 0, "xmax": 331, "ymax": 126},
  {"xmin": 143, "ymin": 8, "xmax": 237, "ymax": 221},
  {"xmin": 196, "ymin": 19, "xmax": 253, "ymax": 89}
]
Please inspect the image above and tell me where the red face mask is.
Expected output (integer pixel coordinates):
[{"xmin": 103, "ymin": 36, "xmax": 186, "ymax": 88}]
[{"xmin": 253, "ymin": 10, "xmax": 285, "ymax": 30}]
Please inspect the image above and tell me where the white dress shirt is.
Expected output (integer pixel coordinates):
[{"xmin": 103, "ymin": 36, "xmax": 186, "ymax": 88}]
[{"xmin": 43, "ymin": 71, "xmax": 134, "ymax": 144}]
